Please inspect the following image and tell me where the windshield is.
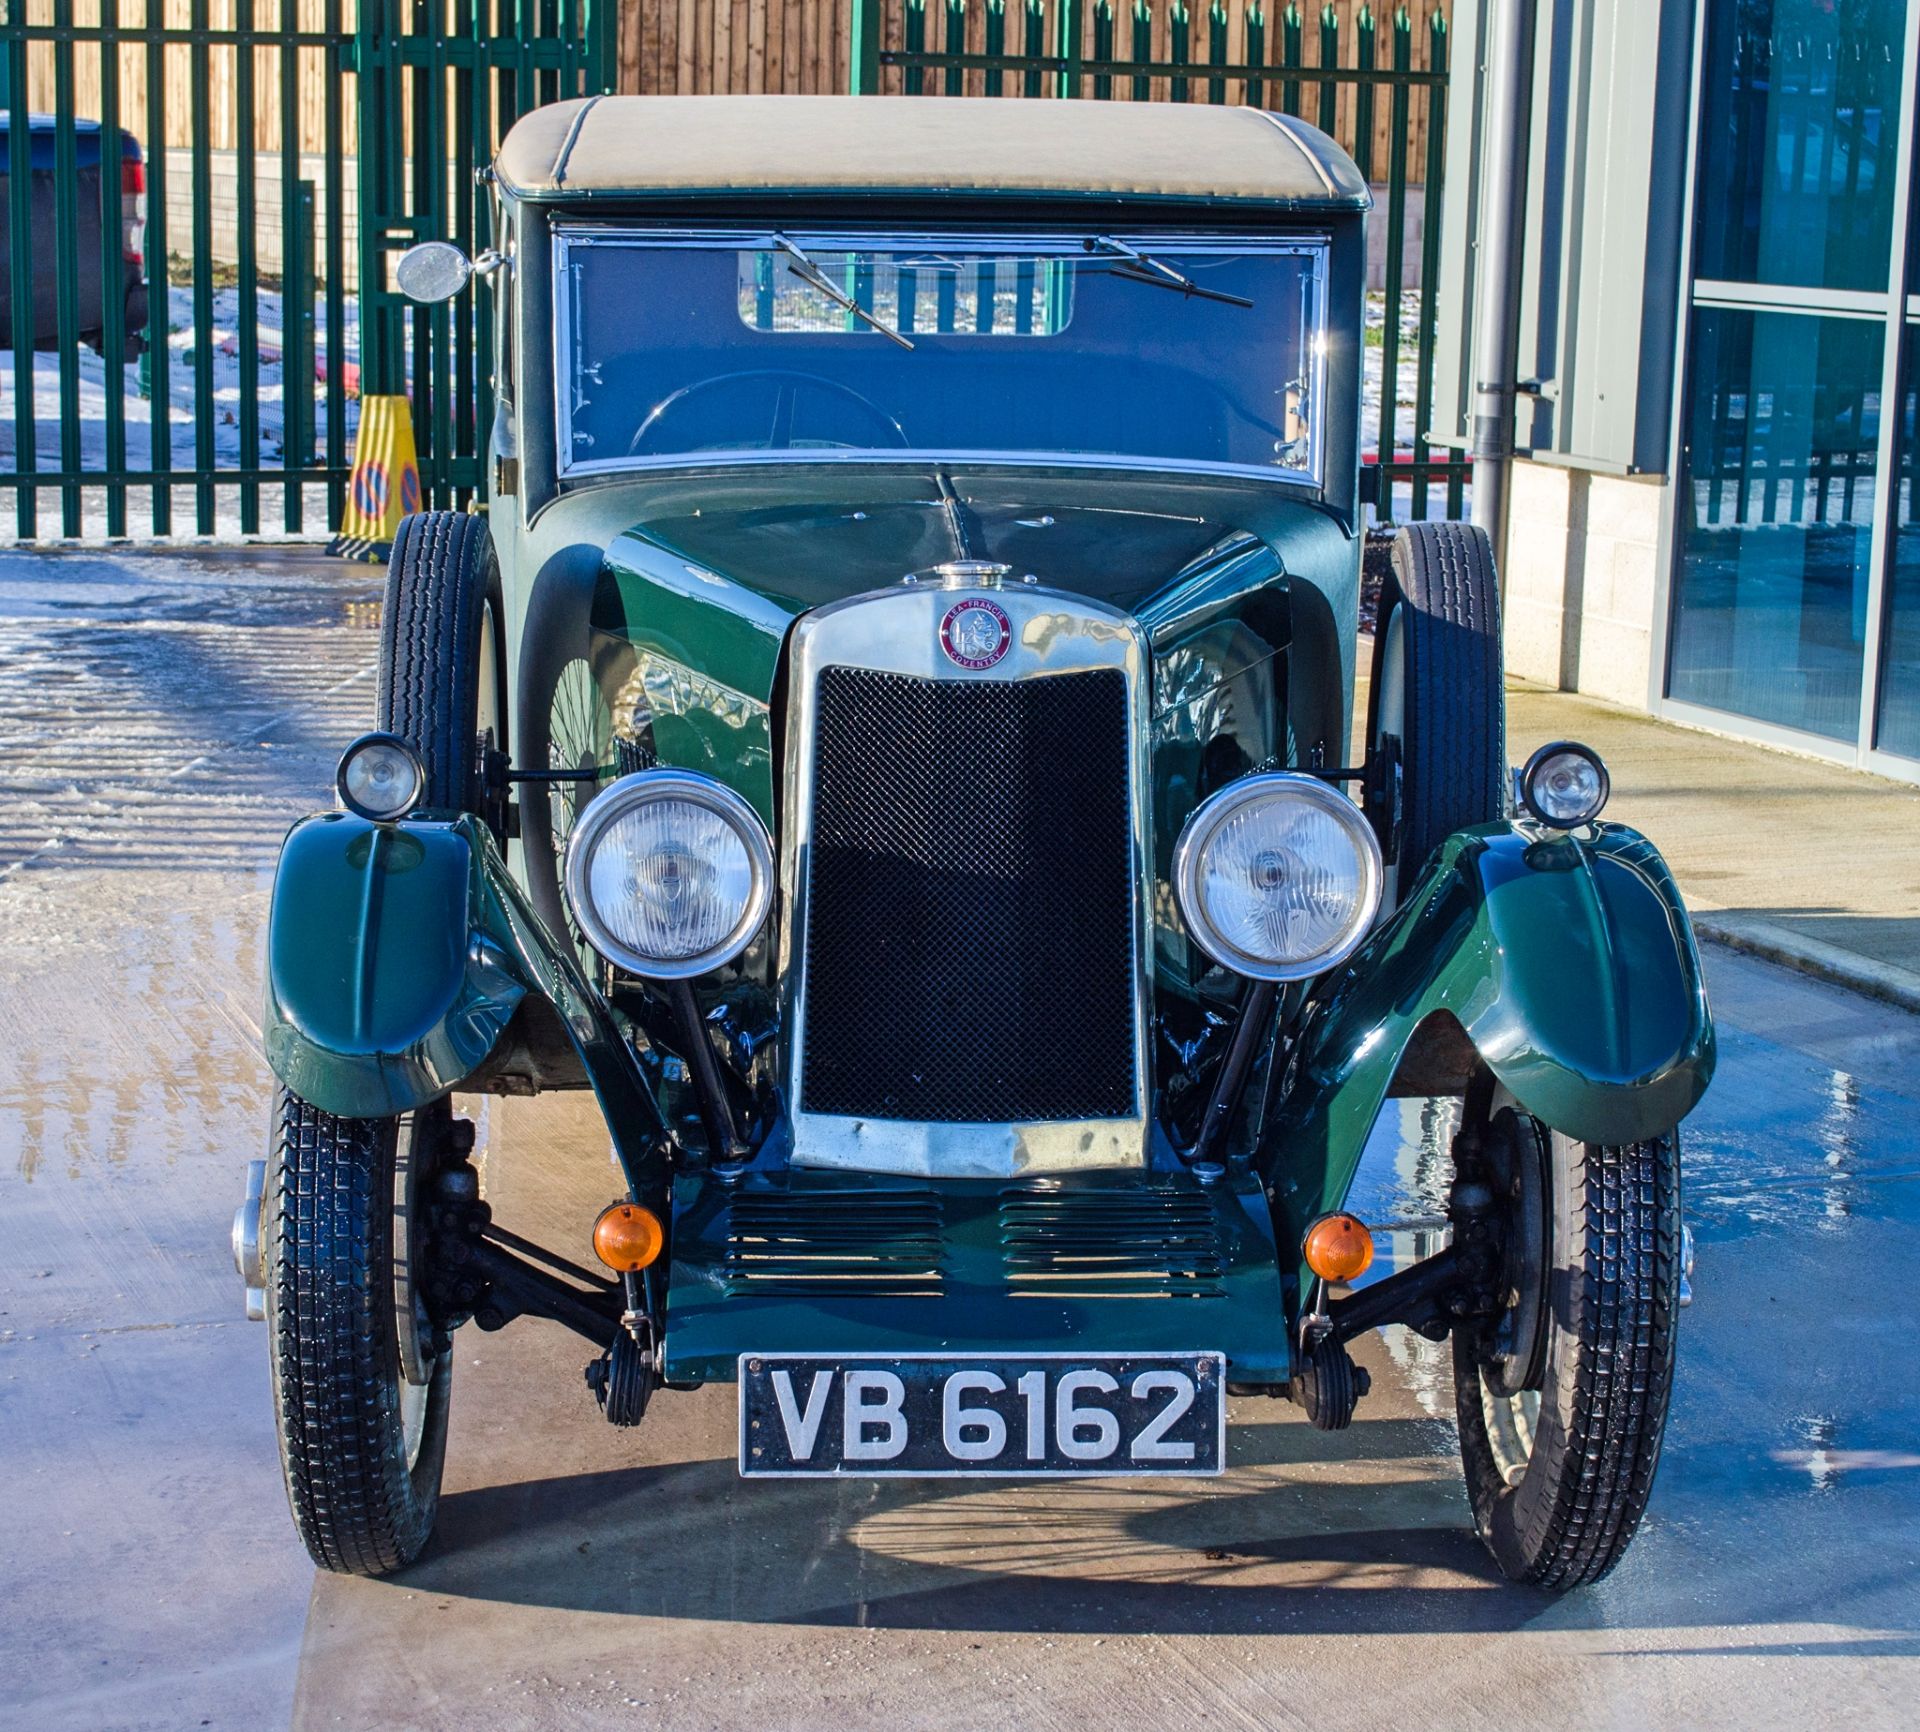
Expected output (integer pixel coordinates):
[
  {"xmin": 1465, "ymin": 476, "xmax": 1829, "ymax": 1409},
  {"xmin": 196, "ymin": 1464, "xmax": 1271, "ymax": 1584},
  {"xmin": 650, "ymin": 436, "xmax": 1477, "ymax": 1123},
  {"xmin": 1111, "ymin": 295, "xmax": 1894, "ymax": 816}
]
[{"xmin": 554, "ymin": 229, "xmax": 1328, "ymax": 484}]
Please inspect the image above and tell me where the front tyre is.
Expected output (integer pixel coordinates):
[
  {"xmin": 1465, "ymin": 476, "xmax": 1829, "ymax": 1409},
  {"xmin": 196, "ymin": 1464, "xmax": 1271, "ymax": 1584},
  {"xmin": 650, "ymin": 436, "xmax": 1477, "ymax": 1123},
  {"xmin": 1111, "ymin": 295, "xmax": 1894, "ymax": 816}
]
[
  {"xmin": 1454, "ymin": 1111, "xmax": 1683, "ymax": 1589},
  {"xmin": 266, "ymin": 1089, "xmax": 451, "ymax": 1575}
]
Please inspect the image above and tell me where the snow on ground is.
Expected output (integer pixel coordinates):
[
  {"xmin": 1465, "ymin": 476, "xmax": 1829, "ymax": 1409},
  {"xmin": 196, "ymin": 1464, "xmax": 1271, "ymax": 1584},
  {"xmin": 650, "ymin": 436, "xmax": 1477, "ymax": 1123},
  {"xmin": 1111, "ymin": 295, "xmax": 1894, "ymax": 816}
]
[
  {"xmin": 0, "ymin": 282, "xmax": 361, "ymax": 543},
  {"xmin": 1363, "ymin": 288, "xmax": 1468, "ymax": 525},
  {"xmin": 1, "ymin": 287, "xmax": 1433, "ymax": 543}
]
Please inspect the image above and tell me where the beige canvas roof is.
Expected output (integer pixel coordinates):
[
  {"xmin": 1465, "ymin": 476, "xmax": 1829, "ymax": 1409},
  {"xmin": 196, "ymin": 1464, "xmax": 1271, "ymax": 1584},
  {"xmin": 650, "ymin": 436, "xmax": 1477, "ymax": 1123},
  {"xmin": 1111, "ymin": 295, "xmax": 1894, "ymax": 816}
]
[{"xmin": 495, "ymin": 95, "xmax": 1368, "ymax": 208}]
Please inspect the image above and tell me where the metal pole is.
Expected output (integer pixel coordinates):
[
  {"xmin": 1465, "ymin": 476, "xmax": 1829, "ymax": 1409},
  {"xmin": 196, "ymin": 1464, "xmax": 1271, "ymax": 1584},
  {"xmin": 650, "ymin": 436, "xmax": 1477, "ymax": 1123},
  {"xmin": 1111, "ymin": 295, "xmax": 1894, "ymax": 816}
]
[
  {"xmin": 1469, "ymin": 0, "xmax": 1535, "ymax": 571},
  {"xmin": 849, "ymin": 0, "xmax": 882, "ymax": 94}
]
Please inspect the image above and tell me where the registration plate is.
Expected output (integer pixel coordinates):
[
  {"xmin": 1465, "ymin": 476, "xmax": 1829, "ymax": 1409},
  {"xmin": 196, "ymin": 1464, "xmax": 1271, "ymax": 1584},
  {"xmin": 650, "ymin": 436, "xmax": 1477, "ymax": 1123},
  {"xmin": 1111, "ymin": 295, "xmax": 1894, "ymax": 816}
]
[{"xmin": 738, "ymin": 1351, "xmax": 1225, "ymax": 1478}]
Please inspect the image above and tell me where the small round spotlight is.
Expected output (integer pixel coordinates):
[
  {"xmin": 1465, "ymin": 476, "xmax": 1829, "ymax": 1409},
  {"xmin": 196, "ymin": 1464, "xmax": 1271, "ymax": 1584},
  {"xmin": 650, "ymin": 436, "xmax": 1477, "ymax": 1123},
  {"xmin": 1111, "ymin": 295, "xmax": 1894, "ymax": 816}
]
[
  {"xmin": 1519, "ymin": 741, "xmax": 1610, "ymax": 829},
  {"xmin": 336, "ymin": 732, "xmax": 425, "ymax": 822}
]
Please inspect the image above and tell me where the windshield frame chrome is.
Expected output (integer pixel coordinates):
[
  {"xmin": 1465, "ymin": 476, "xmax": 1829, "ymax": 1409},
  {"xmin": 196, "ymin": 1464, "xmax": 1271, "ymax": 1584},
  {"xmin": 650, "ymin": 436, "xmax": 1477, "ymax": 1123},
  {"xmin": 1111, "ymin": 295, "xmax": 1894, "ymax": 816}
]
[{"xmin": 550, "ymin": 223, "xmax": 1332, "ymax": 490}]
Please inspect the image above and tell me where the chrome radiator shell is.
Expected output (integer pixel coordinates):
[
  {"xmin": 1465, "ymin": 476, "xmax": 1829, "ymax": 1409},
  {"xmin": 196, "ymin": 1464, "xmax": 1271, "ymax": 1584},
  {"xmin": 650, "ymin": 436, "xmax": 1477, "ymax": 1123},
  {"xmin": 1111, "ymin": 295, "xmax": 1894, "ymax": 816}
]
[{"xmin": 780, "ymin": 578, "xmax": 1153, "ymax": 1178}]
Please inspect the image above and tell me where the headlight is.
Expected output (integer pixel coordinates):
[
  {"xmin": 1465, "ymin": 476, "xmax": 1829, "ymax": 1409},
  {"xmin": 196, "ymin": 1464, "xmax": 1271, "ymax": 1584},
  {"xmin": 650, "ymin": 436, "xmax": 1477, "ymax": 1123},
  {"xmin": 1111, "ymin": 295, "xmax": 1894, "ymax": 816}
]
[
  {"xmin": 1173, "ymin": 773, "xmax": 1383, "ymax": 981},
  {"xmin": 1518, "ymin": 741, "xmax": 1610, "ymax": 828},
  {"xmin": 563, "ymin": 770, "xmax": 774, "ymax": 980},
  {"xmin": 336, "ymin": 732, "xmax": 424, "ymax": 822}
]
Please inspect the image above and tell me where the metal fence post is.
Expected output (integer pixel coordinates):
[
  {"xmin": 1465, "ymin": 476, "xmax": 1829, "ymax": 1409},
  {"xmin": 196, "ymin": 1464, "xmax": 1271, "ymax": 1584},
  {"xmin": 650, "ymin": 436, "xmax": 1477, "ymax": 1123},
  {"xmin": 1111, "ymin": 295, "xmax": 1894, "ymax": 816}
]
[
  {"xmin": 851, "ymin": 0, "xmax": 883, "ymax": 92},
  {"xmin": 287, "ymin": 180, "xmax": 317, "ymax": 481},
  {"xmin": 1056, "ymin": 0, "xmax": 1085, "ymax": 99}
]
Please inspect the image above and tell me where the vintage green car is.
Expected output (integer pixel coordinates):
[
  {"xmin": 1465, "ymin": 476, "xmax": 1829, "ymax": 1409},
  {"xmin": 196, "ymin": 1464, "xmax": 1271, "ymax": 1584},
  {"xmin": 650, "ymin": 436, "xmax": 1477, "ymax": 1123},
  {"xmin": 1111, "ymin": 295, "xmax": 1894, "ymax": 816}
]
[{"xmin": 234, "ymin": 94, "xmax": 1713, "ymax": 1587}]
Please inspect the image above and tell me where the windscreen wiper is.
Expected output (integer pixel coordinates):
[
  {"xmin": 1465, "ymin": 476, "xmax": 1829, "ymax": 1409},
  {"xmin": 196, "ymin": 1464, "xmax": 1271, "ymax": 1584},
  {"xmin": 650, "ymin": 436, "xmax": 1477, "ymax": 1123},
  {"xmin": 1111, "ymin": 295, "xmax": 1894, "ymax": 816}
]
[
  {"xmin": 773, "ymin": 235, "xmax": 914, "ymax": 350},
  {"xmin": 1084, "ymin": 236, "xmax": 1255, "ymax": 309}
]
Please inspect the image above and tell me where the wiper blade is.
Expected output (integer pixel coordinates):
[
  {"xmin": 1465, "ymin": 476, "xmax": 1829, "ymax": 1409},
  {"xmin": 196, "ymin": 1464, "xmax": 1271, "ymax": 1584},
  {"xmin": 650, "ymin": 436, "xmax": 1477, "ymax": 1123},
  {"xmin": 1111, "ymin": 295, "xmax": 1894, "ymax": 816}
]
[
  {"xmin": 773, "ymin": 235, "xmax": 914, "ymax": 350},
  {"xmin": 1084, "ymin": 236, "xmax": 1255, "ymax": 309}
]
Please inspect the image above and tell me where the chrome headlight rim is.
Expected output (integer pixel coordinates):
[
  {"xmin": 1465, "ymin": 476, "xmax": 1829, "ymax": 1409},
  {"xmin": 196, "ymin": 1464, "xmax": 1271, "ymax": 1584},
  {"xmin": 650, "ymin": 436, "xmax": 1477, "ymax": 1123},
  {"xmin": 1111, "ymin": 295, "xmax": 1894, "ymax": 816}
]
[
  {"xmin": 336, "ymin": 731, "xmax": 426, "ymax": 823},
  {"xmin": 1173, "ymin": 771, "xmax": 1385, "ymax": 983},
  {"xmin": 562, "ymin": 768, "xmax": 775, "ymax": 981}
]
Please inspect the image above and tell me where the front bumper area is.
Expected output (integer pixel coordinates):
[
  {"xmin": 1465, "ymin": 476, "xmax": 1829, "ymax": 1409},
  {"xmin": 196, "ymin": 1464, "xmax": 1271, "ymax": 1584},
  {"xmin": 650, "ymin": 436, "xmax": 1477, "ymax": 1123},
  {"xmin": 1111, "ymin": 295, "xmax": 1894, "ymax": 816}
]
[{"xmin": 662, "ymin": 1165, "xmax": 1292, "ymax": 1386}]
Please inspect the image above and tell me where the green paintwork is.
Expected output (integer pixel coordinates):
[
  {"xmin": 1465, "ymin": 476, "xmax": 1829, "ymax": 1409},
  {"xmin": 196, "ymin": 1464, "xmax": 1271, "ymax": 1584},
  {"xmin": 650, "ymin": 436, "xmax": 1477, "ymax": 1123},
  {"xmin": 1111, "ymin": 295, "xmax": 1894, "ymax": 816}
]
[
  {"xmin": 586, "ymin": 464, "xmax": 1360, "ymax": 1009},
  {"xmin": 258, "ymin": 166, "xmax": 1714, "ymax": 1367},
  {"xmin": 662, "ymin": 1165, "xmax": 1293, "ymax": 1385},
  {"xmin": 264, "ymin": 816, "xmax": 519, "ymax": 1117},
  {"xmin": 1262, "ymin": 820, "xmax": 1716, "ymax": 1289},
  {"xmin": 263, "ymin": 811, "xmax": 672, "ymax": 1201}
]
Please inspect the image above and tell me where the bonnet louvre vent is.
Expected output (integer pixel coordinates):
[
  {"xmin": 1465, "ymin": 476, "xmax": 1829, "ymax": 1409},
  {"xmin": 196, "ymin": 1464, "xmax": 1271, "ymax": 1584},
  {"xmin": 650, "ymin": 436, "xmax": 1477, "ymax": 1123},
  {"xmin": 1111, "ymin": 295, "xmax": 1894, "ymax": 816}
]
[{"xmin": 718, "ymin": 1190, "xmax": 944, "ymax": 1298}]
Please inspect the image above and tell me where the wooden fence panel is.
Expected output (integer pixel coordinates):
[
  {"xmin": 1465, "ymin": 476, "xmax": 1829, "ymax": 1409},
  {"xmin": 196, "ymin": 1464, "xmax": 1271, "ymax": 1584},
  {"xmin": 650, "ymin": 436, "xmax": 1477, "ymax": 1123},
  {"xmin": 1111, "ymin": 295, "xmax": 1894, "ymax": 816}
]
[
  {"xmin": 613, "ymin": 2, "xmax": 1447, "ymax": 189},
  {"xmin": 43, "ymin": 3, "xmax": 1446, "ymax": 182}
]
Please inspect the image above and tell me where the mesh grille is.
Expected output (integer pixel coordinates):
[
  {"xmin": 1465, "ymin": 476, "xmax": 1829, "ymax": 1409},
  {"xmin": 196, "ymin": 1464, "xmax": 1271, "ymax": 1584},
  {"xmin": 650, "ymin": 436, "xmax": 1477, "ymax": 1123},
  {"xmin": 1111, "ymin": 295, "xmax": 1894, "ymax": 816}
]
[{"xmin": 801, "ymin": 665, "xmax": 1137, "ymax": 1123}]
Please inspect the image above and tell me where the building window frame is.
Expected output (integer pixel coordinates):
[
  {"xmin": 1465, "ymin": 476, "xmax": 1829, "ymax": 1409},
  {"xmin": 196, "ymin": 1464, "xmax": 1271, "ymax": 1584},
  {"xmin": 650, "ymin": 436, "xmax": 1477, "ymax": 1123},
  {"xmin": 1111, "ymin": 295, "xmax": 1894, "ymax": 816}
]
[{"xmin": 1652, "ymin": 0, "xmax": 1920, "ymax": 787}]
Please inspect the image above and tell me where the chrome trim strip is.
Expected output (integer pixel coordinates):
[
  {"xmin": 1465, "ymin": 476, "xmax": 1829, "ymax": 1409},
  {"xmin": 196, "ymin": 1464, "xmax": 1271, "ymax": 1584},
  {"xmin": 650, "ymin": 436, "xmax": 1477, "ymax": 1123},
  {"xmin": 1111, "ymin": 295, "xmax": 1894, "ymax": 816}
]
[{"xmin": 781, "ymin": 581, "xmax": 1154, "ymax": 1177}]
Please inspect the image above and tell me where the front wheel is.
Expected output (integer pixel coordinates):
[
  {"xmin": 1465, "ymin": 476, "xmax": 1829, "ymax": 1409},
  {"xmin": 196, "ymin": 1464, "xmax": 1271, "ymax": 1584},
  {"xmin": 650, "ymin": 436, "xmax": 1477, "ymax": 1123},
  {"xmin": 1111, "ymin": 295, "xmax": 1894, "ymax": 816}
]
[
  {"xmin": 265, "ymin": 1089, "xmax": 452, "ymax": 1575},
  {"xmin": 1453, "ymin": 1103, "xmax": 1683, "ymax": 1589}
]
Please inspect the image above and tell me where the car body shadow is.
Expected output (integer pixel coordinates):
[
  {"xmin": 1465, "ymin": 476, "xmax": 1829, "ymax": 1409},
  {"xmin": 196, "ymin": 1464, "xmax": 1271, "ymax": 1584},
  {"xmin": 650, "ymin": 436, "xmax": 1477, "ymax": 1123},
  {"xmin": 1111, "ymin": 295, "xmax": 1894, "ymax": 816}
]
[{"xmin": 408, "ymin": 1416, "xmax": 1564, "ymax": 1637}]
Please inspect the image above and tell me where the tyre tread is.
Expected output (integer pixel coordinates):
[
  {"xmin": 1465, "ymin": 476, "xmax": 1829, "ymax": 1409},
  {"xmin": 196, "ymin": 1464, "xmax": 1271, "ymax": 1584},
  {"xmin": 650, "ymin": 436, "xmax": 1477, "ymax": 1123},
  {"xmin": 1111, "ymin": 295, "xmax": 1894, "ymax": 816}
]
[
  {"xmin": 1456, "ymin": 1132, "xmax": 1681, "ymax": 1589},
  {"xmin": 1372, "ymin": 521, "xmax": 1507, "ymax": 876},
  {"xmin": 378, "ymin": 511, "xmax": 493, "ymax": 810},
  {"xmin": 267, "ymin": 1091, "xmax": 443, "ymax": 1575}
]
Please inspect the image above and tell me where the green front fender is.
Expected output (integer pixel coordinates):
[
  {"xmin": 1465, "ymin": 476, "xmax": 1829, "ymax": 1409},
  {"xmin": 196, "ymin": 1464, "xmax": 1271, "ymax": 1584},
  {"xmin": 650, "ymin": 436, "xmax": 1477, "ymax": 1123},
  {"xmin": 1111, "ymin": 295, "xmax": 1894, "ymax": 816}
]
[
  {"xmin": 1265, "ymin": 821, "xmax": 1715, "ymax": 1263},
  {"xmin": 262, "ymin": 812, "xmax": 667, "ymax": 1187}
]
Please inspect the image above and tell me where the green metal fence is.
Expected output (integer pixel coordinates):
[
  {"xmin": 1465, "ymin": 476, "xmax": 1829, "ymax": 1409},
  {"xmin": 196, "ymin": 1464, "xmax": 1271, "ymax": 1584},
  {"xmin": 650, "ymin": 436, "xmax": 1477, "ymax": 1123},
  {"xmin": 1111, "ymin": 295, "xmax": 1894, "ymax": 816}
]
[
  {"xmin": 3, "ymin": 1, "xmax": 1446, "ymax": 540},
  {"xmin": 354, "ymin": 0, "xmax": 615, "ymax": 506},
  {"xmin": 0, "ymin": 0, "xmax": 609, "ymax": 541},
  {"xmin": 850, "ymin": 0, "xmax": 1465, "ymax": 521}
]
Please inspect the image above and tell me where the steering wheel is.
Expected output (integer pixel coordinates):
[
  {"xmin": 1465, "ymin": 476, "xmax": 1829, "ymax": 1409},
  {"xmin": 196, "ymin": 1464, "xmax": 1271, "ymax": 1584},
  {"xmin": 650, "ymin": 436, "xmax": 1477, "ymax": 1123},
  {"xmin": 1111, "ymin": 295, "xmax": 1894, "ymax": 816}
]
[{"xmin": 627, "ymin": 370, "xmax": 909, "ymax": 457}]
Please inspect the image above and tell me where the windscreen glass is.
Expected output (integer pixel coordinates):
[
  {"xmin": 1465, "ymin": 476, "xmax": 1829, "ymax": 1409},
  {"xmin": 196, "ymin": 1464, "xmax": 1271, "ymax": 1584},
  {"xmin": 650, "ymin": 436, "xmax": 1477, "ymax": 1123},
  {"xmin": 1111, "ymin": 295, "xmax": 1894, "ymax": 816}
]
[{"xmin": 555, "ymin": 232, "xmax": 1328, "ymax": 482}]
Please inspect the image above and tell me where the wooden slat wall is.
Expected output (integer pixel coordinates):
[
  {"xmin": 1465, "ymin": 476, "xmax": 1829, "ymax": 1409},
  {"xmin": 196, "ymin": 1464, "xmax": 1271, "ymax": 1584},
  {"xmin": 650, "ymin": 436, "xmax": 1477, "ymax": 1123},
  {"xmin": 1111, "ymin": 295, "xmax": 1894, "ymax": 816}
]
[
  {"xmin": 618, "ymin": 3, "xmax": 1449, "ymax": 184},
  {"xmin": 621, "ymin": 0, "xmax": 853, "ymax": 95},
  {"xmin": 32, "ymin": 1, "xmax": 1445, "ymax": 174},
  {"xmin": 21, "ymin": 0, "xmax": 345, "ymax": 153}
]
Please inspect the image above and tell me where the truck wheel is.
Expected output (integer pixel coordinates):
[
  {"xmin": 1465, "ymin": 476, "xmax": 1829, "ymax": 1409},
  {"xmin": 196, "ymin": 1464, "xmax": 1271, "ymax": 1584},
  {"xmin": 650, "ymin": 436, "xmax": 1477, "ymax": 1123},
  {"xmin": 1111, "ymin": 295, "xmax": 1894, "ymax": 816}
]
[
  {"xmin": 380, "ymin": 511, "xmax": 506, "ymax": 827},
  {"xmin": 1454, "ymin": 1101, "xmax": 1683, "ymax": 1589},
  {"xmin": 1363, "ymin": 521, "xmax": 1506, "ymax": 905},
  {"xmin": 266, "ymin": 1090, "xmax": 453, "ymax": 1575}
]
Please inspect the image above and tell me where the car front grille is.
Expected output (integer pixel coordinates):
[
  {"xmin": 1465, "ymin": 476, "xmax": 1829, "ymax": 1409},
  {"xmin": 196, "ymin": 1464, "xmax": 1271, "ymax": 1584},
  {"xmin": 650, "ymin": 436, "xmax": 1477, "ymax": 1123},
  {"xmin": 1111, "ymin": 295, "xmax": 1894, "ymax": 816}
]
[{"xmin": 799, "ymin": 664, "xmax": 1137, "ymax": 1125}]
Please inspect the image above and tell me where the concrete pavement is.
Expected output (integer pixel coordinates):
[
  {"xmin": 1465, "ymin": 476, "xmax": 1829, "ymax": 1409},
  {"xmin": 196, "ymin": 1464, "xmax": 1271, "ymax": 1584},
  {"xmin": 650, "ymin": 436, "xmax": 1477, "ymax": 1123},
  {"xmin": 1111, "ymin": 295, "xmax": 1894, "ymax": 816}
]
[
  {"xmin": 1, "ymin": 546, "xmax": 1916, "ymax": 1731},
  {"xmin": 1505, "ymin": 680, "xmax": 1920, "ymax": 1007}
]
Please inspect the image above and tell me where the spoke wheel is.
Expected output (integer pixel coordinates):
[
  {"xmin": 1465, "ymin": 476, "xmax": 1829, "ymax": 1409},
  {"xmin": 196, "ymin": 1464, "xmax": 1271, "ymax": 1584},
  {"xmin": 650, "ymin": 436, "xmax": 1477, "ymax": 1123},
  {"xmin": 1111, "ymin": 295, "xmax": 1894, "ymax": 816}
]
[
  {"xmin": 391, "ymin": 1108, "xmax": 444, "ymax": 1467},
  {"xmin": 547, "ymin": 656, "xmax": 614, "ymax": 951},
  {"xmin": 1479, "ymin": 1385, "xmax": 1542, "ymax": 1491}
]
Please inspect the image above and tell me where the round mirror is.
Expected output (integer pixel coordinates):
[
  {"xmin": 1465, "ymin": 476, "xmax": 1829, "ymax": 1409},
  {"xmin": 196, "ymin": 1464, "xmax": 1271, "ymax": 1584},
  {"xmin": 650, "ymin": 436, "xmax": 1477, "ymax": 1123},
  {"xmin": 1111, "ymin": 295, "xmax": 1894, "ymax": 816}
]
[{"xmin": 394, "ymin": 241, "xmax": 473, "ymax": 304}]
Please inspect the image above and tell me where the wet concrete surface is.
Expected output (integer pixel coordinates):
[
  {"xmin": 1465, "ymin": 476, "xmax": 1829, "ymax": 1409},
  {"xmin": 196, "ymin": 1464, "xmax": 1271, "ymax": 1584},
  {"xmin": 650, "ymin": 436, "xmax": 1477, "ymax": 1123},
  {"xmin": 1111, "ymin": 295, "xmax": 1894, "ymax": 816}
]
[{"xmin": 1, "ymin": 547, "xmax": 1916, "ymax": 1731}]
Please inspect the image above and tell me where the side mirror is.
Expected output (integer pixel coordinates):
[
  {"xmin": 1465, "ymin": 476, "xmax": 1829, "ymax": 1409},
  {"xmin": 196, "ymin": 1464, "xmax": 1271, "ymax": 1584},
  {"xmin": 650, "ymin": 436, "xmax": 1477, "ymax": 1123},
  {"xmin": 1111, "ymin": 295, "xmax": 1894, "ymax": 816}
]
[{"xmin": 394, "ymin": 241, "xmax": 473, "ymax": 304}]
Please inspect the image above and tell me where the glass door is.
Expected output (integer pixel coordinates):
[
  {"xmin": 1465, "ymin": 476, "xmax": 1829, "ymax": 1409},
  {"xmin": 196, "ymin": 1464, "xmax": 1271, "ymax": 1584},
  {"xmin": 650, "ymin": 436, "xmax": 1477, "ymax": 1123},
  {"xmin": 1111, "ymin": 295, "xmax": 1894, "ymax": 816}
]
[{"xmin": 1663, "ymin": 0, "xmax": 1920, "ymax": 780}]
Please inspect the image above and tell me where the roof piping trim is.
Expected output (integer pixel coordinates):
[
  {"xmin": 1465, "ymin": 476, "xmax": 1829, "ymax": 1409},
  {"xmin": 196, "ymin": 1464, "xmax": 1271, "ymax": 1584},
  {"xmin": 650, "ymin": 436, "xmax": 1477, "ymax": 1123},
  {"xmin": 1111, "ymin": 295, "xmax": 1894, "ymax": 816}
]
[
  {"xmin": 1249, "ymin": 111, "xmax": 1337, "ymax": 195},
  {"xmin": 553, "ymin": 96, "xmax": 603, "ymax": 189}
]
